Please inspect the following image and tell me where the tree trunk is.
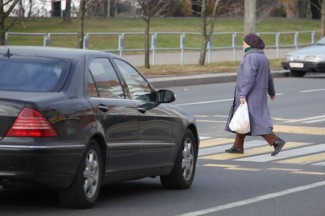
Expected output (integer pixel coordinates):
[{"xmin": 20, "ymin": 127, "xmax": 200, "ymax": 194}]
[
  {"xmin": 198, "ymin": 0, "xmax": 220, "ymax": 66},
  {"xmin": 199, "ymin": 12, "xmax": 207, "ymax": 65},
  {"xmin": 64, "ymin": 0, "xmax": 72, "ymax": 23},
  {"xmin": 144, "ymin": 18, "xmax": 150, "ymax": 69},
  {"xmin": 110, "ymin": 0, "xmax": 117, "ymax": 17},
  {"xmin": 198, "ymin": 38, "xmax": 208, "ymax": 65},
  {"xmin": 0, "ymin": 0, "xmax": 20, "ymax": 45},
  {"xmin": 0, "ymin": 17, "xmax": 4, "ymax": 45},
  {"xmin": 281, "ymin": 0, "xmax": 298, "ymax": 18},
  {"xmin": 0, "ymin": 0, "xmax": 4, "ymax": 45},
  {"xmin": 244, "ymin": 0, "xmax": 256, "ymax": 34},
  {"xmin": 18, "ymin": 0, "xmax": 25, "ymax": 17},
  {"xmin": 78, "ymin": 0, "xmax": 85, "ymax": 49},
  {"xmin": 321, "ymin": 0, "xmax": 325, "ymax": 37}
]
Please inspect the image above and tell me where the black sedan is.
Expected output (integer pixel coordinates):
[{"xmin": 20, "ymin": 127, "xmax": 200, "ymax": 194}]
[
  {"xmin": 0, "ymin": 46, "xmax": 199, "ymax": 208},
  {"xmin": 282, "ymin": 37, "xmax": 325, "ymax": 77}
]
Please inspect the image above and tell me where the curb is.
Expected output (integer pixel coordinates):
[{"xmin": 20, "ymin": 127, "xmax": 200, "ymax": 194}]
[{"xmin": 148, "ymin": 70, "xmax": 290, "ymax": 88}]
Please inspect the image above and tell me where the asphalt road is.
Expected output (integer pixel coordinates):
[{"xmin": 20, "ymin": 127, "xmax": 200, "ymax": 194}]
[{"xmin": 1, "ymin": 75, "xmax": 325, "ymax": 216}]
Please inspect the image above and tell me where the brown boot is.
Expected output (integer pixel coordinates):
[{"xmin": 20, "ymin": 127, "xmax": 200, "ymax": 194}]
[{"xmin": 225, "ymin": 133, "xmax": 245, "ymax": 154}]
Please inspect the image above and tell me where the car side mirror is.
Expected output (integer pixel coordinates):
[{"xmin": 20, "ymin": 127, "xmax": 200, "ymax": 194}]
[{"xmin": 157, "ymin": 89, "xmax": 176, "ymax": 103}]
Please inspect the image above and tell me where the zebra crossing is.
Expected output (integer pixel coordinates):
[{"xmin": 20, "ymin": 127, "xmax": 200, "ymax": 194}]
[
  {"xmin": 196, "ymin": 113, "xmax": 325, "ymax": 167},
  {"xmin": 282, "ymin": 114, "xmax": 325, "ymax": 124},
  {"xmin": 198, "ymin": 138, "xmax": 325, "ymax": 167}
]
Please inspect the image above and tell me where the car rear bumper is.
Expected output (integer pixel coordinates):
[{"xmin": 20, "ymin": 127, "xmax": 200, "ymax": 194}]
[
  {"xmin": 282, "ymin": 61, "xmax": 325, "ymax": 72},
  {"xmin": 0, "ymin": 139, "xmax": 85, "ymax": 189}
]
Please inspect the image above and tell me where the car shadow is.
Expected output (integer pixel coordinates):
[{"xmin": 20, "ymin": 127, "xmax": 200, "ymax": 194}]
[
  {"xmin": 0, "ymin": 178, "xmax": 165, "ymax": 214},
  {"xmin": 304, "ymin": 74, "xmax": 325, "ymax": 79}
]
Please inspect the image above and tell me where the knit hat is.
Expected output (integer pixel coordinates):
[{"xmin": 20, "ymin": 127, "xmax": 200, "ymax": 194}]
[{"xmin": 244, "ymin": 33, "xmax": 265, "ymax": 49}]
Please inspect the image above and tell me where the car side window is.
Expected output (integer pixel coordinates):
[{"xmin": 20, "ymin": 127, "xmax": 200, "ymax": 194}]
[
  {"xmin": 113, "ymin": 59, "xmax": 153, "ymax": 101},
  {"xmin": 88, "ymin": 58, "xmax": 124, "ymax": 99}
]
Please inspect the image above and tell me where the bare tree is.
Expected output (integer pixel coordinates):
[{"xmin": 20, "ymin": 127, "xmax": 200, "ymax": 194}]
[
  {"xmin": 197, "ymin": 0, "xmax": 220, "ymax": 66},
  {"xmin": 110, "ymin": 0, "xmax": 117, "ymax": 17},
  {"xmin": 280, "ymin": 0, "xmax": 299, "ymax": 18},
  {"xmin": 64, "ymin": 0, "xmax": 72, "ymax": 22},
  {"xmin": 0, "ymin": 0, "xmax": 21, "ymax": 45},
  {"xmin": 299, "ymin": 0, "xmax": 325, "ymax": 37},
  {"xmin": 136, "ymin": 0, "xmax": 169, "ymax": 69},
  {"xmin": 77, "ymin": 0, "xmax": 99, "ymax": 48},
  {"xmin": 16, "ymin": 0, "xmax": 46, "ymax": 17},
  {"xmin": 78, "ymin": 0, "xmax": 87, "ymax": 48},
  {"xmin": 191, "ymin": 0, "xmax": 277, "ymax": 65},
  {"xmin": 17, "ymin": 0, "xmax": 24, "ymax": 16},
  {"xmin": 308, "ymin": 0, "xmax": 325, "ymax": 37},
  {"xmin": 321, "ymin": 0, "xmax": 325, "ymax": 37}
]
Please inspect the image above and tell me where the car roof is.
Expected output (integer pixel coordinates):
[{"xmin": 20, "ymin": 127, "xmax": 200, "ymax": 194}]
[{"xmin": 0, "ymin": 46, "xmax": 118, "ymax": 59}]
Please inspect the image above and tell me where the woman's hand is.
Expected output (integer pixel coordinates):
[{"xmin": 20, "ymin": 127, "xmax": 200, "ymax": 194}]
[
  {"xmin": 240, "ymin": 97, "xmax": 246, "ymax": 104},
  {"xmin": 269, "ymin": 95, "xmax": 276, "ymax": 101}
]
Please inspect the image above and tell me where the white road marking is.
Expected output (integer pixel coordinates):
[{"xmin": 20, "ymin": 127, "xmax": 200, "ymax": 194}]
[
  {"xmin": 177, "ymin": 98, "xmax": 233, "ymax": 106},
  {"xmin": 300, "ymin": 88, "xmax": 325, "ymax": 93},
  {"xmin": 177, "ymin": 180, "xmax": 325, "ymax": 216},
  {"xmin": 312, "ymin": 161, "xmax": 325, "ymax": 166},
  {"xmin": 199, "ymin": 136, "xmax": 212, "ymax": 141},
  {"xmin": 304, "ymin": 117, "xmax": 325, "ymax": 124},
  {"xmin": 284, "ymin": 115, "xmax": 325, "ymax": 123}
]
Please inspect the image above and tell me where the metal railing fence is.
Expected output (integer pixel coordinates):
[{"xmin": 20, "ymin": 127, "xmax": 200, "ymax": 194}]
[{"xmin": 5, "ymin": 30, "xmax": 320, "ymax": 64}]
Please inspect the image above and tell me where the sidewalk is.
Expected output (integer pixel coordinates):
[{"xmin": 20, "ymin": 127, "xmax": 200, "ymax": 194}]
[
  {"xmin": 123, "ymin": 48, "xmax": 292, "ymax": 88},
  {"xmin": 147, "ymin": 70, "xmax": 290, "ymax": 88},
  {"xmin": 123, "ymin": 47, "xmax": 293, "ymax": 66}
]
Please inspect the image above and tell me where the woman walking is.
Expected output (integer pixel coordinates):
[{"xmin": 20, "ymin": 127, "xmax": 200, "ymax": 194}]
[{"xmin": 225, "ymin": 33, "xmax": 286, "ymax": 156}]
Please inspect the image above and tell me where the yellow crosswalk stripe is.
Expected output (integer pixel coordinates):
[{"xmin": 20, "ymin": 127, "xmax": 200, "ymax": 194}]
[
  {"xmin": 204, "ymin": 164, "xmax": 260, "ymax": 171},
  {"xmin": 200, "ymin": 142, "xmax": 311, "ymax": 160},
  {"xmin": 275, "ymin": 152, "xmax": 325, "ymax": 165},
  {"xmin": 274, "ymin": 125, "xmax": 325, "ymax": 135},
  {"xmin": 199, "ymin": 138, "xmax": 234, "ymax": 148}
]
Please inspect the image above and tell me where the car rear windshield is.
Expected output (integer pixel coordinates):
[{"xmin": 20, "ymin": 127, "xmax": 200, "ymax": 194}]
[{"xmin": 0, "ymin": 56, "xmax": 70, "ymax": 92}]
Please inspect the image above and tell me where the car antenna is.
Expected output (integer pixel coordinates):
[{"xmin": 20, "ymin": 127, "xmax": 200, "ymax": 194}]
[{"xmin": 4, "ymin": 48, "xmax": 13, "ymax": 58}]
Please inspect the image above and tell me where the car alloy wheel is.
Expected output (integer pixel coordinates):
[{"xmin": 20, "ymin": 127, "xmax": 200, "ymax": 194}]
[
  {"xmin": 160, "ymin": 129, "xmax": 197, "ymax": 189},
  {"xmin": 58, "ymin": 140, "xmax": 102, "ymax": 209},
  {"xmin": 182, "ymin": 137, "xmax": 194, "ymax": 181},
  {"xmin": 83, "ymin": 149, "xmax": 100, "ymax": 199}
]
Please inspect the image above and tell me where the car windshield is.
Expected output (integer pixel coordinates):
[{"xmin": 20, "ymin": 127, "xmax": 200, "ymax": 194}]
[
  {"xmin": 316, "ymin": 37, "xmax": 325, "ymax": 45},
  {"xmin": 0, "ymin": 56, "xmax": 70, "ymax": 92}
]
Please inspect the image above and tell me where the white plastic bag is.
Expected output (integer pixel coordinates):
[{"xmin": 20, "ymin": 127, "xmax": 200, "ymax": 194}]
[{"xmin": 229, "ymin": 103, "xmax": 250, "ymax": 134}]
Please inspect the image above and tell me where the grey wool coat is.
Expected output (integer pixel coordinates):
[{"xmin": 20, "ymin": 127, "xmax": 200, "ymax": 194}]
[{"xmin": 225, "ymin": 48, "xmax": 276, "ymax": 136}]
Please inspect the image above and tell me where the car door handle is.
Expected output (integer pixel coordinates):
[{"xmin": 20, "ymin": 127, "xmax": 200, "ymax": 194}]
[
  {"xmin": 98, "ymin": 104, "xmax": 109, "ymax": 112},
  {"xmin": 138, "ymin": 107, "xmax": 146, "ymax": 114}
]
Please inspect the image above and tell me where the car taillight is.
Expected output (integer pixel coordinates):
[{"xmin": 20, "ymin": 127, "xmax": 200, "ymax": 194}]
[{"xmin": 6, "ymin": 108, "xmax": 58, "ymax": 137}]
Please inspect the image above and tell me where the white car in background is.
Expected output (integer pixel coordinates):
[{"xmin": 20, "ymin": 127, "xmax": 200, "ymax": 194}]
[{"xmin": 282, "ymin": 37, "xmax": 325, "ymax": 77}]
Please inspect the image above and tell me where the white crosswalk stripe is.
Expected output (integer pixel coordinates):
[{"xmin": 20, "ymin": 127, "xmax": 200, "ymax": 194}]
[
  {"xmin": 312, "ymin": 161, "xmax": 325, "ymax": 166},
  {"xmin": 284, "ymin": 115, "xmax": 325, "ymax": 124}
]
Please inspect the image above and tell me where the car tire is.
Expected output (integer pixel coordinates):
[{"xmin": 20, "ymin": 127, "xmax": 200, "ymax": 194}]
[
  {"xmin": 58, "ymin": 139, "xmax": 102, "ymax": 209},
  {"xmin": 160, "ymin": 129, "xmax": 198, "ymax": 189},
  {"xmin": 290, "ymin": 70, "xmax": 306, "ymax": 77}
]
